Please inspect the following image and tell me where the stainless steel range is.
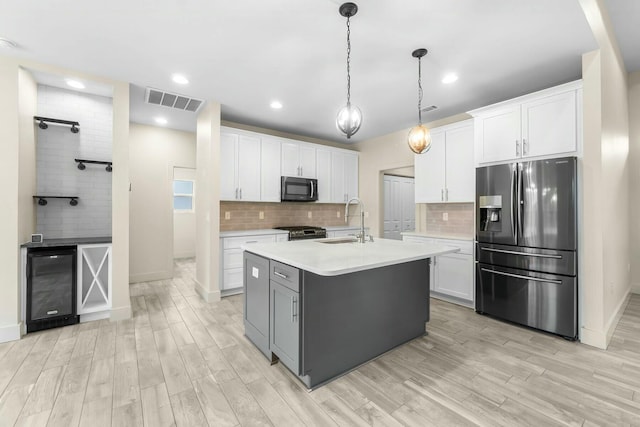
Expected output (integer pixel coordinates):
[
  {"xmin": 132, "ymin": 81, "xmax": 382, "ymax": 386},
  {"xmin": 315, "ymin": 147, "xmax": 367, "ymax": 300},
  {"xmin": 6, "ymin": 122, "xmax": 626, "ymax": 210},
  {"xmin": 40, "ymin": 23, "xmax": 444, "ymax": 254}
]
[{"xmin": 274, "ymin": 226, "xmax": 327, "ymax": 241}]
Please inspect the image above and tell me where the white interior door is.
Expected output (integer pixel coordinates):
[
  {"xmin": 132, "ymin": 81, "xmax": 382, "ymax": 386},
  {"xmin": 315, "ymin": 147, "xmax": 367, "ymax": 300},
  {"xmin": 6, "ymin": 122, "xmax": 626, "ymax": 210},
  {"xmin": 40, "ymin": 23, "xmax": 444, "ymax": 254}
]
[
  {"xmin": 173, "ymin": 167, "xmax": 196, "ymax": 259},
  {"xmin": 383, "ymin": 175, "xmax": 415, "ymax": 240}
]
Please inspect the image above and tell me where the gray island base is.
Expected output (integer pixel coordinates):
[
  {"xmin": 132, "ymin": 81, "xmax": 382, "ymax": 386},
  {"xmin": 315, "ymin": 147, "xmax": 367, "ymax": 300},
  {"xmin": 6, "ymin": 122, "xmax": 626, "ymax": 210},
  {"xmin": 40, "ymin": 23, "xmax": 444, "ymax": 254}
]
[{"xmin": 244, "ymin": 251, "xmax": 431, "ymax": 389}]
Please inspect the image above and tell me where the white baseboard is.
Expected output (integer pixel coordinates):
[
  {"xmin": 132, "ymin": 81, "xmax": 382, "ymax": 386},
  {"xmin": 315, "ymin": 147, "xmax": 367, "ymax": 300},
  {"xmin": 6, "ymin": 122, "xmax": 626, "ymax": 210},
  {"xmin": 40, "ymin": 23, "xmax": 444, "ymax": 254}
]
[
  {"xmin": 0, "ymin": 322, "xmax": 22, "ymax": 343},
  {"xmin": 110, "ymin": 305, "xmax": 132, "ymax": 321},
  {"xmin": 129, "ymin": 270, "xmax": 172, "ymax": 283},
  {"xmin": 174, "ymin": 252, "xmax": 195, "ymax": 259},
  {"xmin": 80, "ymin": 311, "xmax": 111, "ymax": 323},
  {"xmin": 194, "ymin": 279, "xmax": 221, "ymax": 303},
  {"xmin": 581, "ymin": 285, "xmax": 632, "ymax": 350}
]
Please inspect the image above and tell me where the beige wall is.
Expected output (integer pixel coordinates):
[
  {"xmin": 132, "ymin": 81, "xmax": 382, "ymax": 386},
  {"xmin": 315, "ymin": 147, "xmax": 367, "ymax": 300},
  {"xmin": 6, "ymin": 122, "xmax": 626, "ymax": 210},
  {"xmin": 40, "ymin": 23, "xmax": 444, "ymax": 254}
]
[
  {"xmin": 354, "ymin": 113, "xmax": 470, "ymax": 236},
  {"xmin": 129, "ymin": 123, "xmax": 196, "ymax": 282},
  {"xmin": 195, "ymin": 102, "xmax": 222, "ymax": 302},
  {"xmin": 629, "ymin": 71, "xmax": 640, "ymax": 294},
  {"xmin": 18, "ymin": 68, "xmax": 37, "ymax": 249},
  {"xmin": 579, "ymin": 0, "xmax": 631, "ymax": 348}
]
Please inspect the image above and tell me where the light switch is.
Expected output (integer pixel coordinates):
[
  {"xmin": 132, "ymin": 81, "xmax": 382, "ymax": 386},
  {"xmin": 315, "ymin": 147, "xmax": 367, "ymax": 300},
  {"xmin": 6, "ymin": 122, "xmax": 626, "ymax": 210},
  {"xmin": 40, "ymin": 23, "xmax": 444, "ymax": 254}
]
[
  {"xmin": 225, "ymin": 212, "xmax": 231, "ymax": 220},
  {"xmin": 259, "ymin": 211, "xmax": 264, "ymax": 220}
]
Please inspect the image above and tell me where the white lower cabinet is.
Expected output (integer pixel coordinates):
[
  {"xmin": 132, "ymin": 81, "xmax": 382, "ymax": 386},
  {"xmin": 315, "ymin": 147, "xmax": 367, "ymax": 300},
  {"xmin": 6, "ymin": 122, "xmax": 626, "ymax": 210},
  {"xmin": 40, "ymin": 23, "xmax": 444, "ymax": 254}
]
[
  {"xmin": 402, "ymin": 235, "xmax": 474, "ymax": 307},
  {"xmin": 77, "ymin": 243, "xmax": 112, "ymax": 319},
  {"xmin": 220, "ymin": 232, "xmax": 287, "ymax": 294}
]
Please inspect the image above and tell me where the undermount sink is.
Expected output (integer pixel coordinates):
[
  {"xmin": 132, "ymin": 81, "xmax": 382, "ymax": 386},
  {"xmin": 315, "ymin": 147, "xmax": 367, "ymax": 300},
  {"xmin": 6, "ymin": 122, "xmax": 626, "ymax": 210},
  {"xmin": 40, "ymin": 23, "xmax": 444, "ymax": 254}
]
[{"xmin": 317, "ymin": 237, "xmax": 358, "ymax": 244}]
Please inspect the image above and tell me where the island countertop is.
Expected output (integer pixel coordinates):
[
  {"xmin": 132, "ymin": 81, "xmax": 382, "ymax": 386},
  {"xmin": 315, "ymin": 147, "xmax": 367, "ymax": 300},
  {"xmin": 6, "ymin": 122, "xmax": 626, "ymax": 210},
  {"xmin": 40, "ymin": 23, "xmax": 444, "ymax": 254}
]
[{"xmin": 242, "ymin": 237, "xmax": 458, "ymax": 276}]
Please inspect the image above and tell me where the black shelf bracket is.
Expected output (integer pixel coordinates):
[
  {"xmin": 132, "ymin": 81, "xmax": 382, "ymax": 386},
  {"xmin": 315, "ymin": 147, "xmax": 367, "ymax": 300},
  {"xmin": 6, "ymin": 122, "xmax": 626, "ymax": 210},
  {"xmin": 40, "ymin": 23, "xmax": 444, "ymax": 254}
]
[
  {"xmin": 33, "ymin": 196, "xmax": 79, "ymax": 206},
  {"xmin": 75, "ymin": 158, "xmax": 113, "ymax": 172},
  {"xmin": 34, "ymin": 116, "xmax": 80, "ymax": 133}
]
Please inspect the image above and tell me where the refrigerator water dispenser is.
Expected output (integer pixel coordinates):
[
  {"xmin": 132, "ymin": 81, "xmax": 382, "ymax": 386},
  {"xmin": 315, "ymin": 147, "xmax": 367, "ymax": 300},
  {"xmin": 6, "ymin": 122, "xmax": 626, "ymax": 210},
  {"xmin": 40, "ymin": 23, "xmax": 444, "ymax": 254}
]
[{"xmin": 479, "ymin": 195, "xmax": 502, "ymax": 232}]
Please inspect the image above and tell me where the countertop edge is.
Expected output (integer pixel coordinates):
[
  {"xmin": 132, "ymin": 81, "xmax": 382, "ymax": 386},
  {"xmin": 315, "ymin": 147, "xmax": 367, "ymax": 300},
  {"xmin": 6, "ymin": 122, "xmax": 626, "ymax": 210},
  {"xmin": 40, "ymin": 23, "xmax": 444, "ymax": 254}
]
[
  {"xmin": 401, "ymin": 232, "xmax": 473, "ymax": 242},
  {"xmin": 220, "ymin": 229, "xmax": 290, "ymax": 238}
]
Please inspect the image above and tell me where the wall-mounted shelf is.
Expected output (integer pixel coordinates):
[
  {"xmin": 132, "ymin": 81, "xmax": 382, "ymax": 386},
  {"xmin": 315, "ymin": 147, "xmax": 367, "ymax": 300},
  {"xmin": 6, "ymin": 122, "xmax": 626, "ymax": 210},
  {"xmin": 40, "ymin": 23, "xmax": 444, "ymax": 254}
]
[
  {"xmin": 33, "ymin": 196, "xmax": 79, "ymax": 206},
  {"xmin": 75, "ymin": 159, "xmax": 113, "ymax": 172},
  {"xmin": 34, "ymin": 116, "xmax": 80, "ymax": 133}
]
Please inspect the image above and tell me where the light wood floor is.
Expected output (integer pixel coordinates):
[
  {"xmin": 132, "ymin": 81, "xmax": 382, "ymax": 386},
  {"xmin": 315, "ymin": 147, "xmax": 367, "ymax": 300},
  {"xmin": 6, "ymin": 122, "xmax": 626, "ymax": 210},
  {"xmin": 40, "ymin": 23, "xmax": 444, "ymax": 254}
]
[{"xmin": 1, "ymin": 259, "xmax": 639, "ymax": 426}]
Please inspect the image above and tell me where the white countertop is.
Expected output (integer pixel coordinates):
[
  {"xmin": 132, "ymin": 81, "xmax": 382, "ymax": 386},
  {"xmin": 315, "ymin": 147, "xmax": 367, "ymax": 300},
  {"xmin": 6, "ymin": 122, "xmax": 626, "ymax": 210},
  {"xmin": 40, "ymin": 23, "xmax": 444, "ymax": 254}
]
[
  {"xmin": 220, "ymin": 229, "xmax": 289, "ymax": 238},
  {"xmin": 242, "ymin": 237, "xmax": 458, "ymax": 276},
  {"xmin": 402, "ymin": 231, "xmax": 473, "ymax": 242}
]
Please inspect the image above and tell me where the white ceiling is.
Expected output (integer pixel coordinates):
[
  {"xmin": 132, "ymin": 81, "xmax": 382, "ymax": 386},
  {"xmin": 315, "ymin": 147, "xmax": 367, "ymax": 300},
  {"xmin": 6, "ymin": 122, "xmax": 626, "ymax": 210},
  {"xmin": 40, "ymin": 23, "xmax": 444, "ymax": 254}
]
[
  {"xmin": 603, "ymin": 0, "xmax": 640, "ymax": 72},
  {"xmin": 0, "ymin": 0, "xmax": 610, "ymax": 143}
]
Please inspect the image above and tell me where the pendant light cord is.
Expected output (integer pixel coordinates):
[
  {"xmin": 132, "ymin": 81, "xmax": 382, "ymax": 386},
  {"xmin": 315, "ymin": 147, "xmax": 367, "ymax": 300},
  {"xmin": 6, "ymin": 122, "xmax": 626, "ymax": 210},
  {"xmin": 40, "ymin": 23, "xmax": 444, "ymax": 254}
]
[
  {"xmin": 346, "ymin": 15, "xmax": 352, "ymax": 107},
  {"xmin": 418, "ymin": 56, "xmax": 423, "ymax": 125}
]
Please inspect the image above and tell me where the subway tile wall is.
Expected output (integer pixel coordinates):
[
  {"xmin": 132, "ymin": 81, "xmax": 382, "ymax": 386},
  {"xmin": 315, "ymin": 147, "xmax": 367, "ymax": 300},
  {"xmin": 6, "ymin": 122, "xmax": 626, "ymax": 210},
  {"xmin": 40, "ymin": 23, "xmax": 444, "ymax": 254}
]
[
  {"xmin": 36, "ymin": 85, "xmax": 113, "ymax": 238},
  {"xmin": 220, "ymin": 202, "xmax": 351, "ymax": 231},
  {"xmin": 423, "ymin": 203, "xmax": 474, "ymax": 238}
]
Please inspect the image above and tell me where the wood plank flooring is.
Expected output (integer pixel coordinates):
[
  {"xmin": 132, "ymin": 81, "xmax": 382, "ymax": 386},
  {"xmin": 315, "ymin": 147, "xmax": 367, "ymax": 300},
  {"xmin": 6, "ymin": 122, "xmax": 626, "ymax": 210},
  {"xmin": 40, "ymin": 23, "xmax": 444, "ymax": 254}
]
[{"xmin": 1, "ymin": 258, "xmax": 639, "ymax": 426}]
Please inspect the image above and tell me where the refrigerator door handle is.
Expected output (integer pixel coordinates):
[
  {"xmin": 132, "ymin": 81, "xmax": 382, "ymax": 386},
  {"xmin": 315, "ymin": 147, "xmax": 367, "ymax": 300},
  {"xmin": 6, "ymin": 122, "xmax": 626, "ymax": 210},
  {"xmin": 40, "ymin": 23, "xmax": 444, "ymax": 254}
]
[
  {"xmin": 480, "ymin": 247, "xmax": 562, "ymax": 259},
  {"xmin": 510, "ymin": 167, "xmax": 517, "ymax": 241},
  {"xmin": 517, "ymin": 163, "xmax": 523, "ymax": 240},
  {"xmin": 481, "ymin": 268, "xmax": 562, "ymax": 285}
]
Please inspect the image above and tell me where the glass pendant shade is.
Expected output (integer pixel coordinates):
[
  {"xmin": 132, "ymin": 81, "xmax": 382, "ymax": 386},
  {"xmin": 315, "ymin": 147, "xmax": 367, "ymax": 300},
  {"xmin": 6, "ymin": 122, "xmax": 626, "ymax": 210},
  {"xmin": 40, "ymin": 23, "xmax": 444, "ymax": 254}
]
[
  {"xmin": 336, "ymin": 103, "xmax": 362, "ymax": 139},
  {"xmin": 408, "ymin": 124, "xmax": 432, "ymax": 154}
]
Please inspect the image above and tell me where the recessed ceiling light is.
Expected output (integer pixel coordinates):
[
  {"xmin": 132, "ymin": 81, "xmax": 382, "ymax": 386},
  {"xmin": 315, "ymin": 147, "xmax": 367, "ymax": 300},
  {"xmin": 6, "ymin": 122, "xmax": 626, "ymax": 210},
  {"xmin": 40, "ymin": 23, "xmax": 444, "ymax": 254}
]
[
  {"xmin": 270, "ymin": 100, "xmax": 283, "ymax": 109},
  {"xmin": 442, "ymin": 73, "xmax": 459, "ymax": 84},
  {"xmin": 0, "ymin": 37, "xmax": 17, "ymax": 49},
  {"xmin": 65, "ymin": 79, "xmax": 85, "ymax": 89},
  {"xmin": 155, "ymin": 117, "xmax": 168, "ymax": 125},
  {"xmin": 172, "ymin": 74, "xmax": 189, "ymax": 85}
]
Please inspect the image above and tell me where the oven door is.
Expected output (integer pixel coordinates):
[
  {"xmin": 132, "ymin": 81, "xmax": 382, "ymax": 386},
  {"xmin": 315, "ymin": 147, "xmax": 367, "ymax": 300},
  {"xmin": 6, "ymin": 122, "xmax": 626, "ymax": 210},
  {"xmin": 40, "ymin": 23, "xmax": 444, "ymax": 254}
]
[{"xmin": 281, "ymin": 177, "xmax": 318, "ymax": 202}]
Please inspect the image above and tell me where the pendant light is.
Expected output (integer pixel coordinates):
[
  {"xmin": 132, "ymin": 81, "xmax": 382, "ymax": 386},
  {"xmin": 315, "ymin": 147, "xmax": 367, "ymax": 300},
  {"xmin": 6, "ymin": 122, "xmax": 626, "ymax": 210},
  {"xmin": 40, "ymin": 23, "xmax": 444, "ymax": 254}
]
[
  {"xmin": 336, "ymin": 2, "xmax": 362, "ymax": 139},
  {"xmin": 408, "ymin": 48, "xmax": 432, "ymax": 154}
]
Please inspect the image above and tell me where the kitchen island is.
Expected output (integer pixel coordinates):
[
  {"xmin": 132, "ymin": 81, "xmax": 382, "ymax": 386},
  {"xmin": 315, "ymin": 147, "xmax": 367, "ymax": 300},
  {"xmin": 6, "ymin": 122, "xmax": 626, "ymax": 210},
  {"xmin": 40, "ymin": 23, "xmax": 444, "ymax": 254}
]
[{"xmin": 242, "ymin": 237, "xmax": 457, "ymax": 389}]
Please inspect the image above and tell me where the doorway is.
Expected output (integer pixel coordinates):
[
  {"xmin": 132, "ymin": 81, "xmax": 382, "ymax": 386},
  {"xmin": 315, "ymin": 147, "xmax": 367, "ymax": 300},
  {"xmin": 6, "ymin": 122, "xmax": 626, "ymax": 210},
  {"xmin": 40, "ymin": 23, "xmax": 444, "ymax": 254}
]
[
  {"xmin": 173, "ymin": 167, "xmax": 196, "ymax": 259},
  {"xmin": 383, "ymin": 174, "xmax": 415, "ymax": 240}
]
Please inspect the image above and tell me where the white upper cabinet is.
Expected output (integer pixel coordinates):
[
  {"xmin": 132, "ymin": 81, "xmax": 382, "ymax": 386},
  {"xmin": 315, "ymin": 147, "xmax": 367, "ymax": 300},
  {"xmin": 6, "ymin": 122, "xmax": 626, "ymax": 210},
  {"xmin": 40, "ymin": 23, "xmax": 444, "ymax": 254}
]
[
  {"xmin": 469, "ymin": 80, "xmax": 581, "ymax": 165},
  {"xmin": 261, "ymin": 137, "xmax": 281, "ymax": 202},
  {"xmin": 316, "ymin": 149, "xmax": 332, "ymax": 203},
  {"xmin": 521, "ymin": 90, "xmax": 577, "ymax": 158},
  {"xmin": 331, "ymin": 150, "xmax": 359, "ymax": 203},
  {"xmin": 222, "ymin": 133, "xmax": 261, "ymax": 201},
  {"xmin": 415, "ymin": 120, "xmax": 474, "ymax": 203},
  {"xmin": 220, "ymin": 132, "xmax": 239, "ymax": 201},
  {"xmin": 281, "ymin": 141, "xmax": 316, "ymax": 178}
]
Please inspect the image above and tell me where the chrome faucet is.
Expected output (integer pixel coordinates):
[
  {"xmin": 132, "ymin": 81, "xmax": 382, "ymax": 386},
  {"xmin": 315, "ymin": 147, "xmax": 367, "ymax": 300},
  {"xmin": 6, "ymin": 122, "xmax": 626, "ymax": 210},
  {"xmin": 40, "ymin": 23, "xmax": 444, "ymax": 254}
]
[{"xmin": 345, "ymin": 197, "xmax": 367, "ymax": 243}]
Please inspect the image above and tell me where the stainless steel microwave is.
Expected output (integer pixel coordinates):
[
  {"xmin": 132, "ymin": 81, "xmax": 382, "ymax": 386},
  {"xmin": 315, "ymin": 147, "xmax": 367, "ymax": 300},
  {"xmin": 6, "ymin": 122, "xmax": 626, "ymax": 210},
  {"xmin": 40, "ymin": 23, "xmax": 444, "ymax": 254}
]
[{"xmin": 281, "ymin": 176, "xmax": 318, "ymax": 202}]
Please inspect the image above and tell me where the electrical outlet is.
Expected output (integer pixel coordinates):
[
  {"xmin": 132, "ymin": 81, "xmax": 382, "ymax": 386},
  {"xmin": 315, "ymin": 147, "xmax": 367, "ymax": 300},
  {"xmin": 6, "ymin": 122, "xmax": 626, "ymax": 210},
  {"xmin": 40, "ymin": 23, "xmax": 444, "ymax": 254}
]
[
  {"xmin": 259, "ymin": 211, "xmax": 264, "ymax": 220},
  {"xmin": 225, "ymin": 212, "xmax": 231, "ymax": 220},
  {"xmin": 308, "ymin": 211, "xmax": 312, "ymax": 219},
  {"xmin": 442, "ymin": 212, "xmax": 448, "ymax": 221},
  {"xmin": 364, "ymin": 211, "xmax": 369, "ymax": 218},
  {"xmin": 337, "ymin": 211, "xmax": 341, "ymax": 218}
]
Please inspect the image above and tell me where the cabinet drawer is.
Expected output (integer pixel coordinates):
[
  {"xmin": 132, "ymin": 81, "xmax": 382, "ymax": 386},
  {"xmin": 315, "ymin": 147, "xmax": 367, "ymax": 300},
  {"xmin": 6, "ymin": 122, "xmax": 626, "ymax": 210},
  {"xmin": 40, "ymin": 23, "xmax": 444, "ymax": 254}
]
[
  {"xmin": 223, "ymin": 235, "xmax": 276, "ymax": 249},
  {"xmin": 223, "ymin": 248, "xmax": 243, "ymax": 269},
  {"xmin": 437, "ymin": 239, "xmax": 473, "ymax": 255},
  {"xmin": 223, "ymin": 268, "xmax": 243, "ymax": 290},
  {"xmin": 270, "ymin": 260, "xmax": 300, "ymax": 292}
]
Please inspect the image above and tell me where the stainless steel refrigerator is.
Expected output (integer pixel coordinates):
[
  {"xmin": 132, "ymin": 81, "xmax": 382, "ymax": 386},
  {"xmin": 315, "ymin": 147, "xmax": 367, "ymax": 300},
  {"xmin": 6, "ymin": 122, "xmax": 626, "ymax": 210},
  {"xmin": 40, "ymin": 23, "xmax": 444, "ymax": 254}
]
[{"xmin": 475, "ymin": 157, "xmax": 577, "ymax": 339}]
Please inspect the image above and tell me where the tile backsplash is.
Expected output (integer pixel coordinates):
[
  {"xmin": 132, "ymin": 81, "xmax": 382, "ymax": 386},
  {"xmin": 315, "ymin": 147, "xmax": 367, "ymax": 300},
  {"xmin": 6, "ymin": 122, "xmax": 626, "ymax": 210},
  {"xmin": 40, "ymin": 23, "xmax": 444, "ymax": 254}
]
[
  {"xmin": 36, "ymin": 85, "xmax": 113, "ymax": 238},
  {"xmin": 220, "ymin": 202, "xmax": 351, "ymax": 231},
  {"xmin": 421, "ymin": 203, "xmax": 474, "ymax": 237}
]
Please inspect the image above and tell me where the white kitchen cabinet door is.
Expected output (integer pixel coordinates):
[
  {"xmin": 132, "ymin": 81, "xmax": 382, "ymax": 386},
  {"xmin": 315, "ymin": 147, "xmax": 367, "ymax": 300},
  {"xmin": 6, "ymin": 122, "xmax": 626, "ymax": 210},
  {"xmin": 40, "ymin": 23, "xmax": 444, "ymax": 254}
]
[
  {"xmin": 521, "ymin": 90, "xmax": 577, "ymax": 158},
  {"xmin": 299, "ymin": 145, "xmax": 316, "ymax": 178},
  {"xmin": 316, "ymin": 149, "xmax": 332, "ymax": 203},
  {"xmin": 414, "ymin": 131, "xmax": 446, "ymax": 203},
  {"xmin": 344, "ymin": 152, "xmax": 359, "ymax": 200},
  {"xmin": 445, "ymin": 124, "xmax": 475, "ymax": 202},
  {"xmin": 434, "ymin": 253, "xmax": 474, "ymax": 301},
  {"xmin": 281, "ymin": 141, "xmax": 300, "ymax": 177},
  {"xmin": 261, "ymin": 137, "xmax": 281, "ymax": 202},
  {"xmin": 331, "ymin": 151, "xmax": 346, "ymax": 203},
  {"xmin": 475, "ymin": 105, "xmax": 521, "ymax": 163},
  {"xmin": 78, "ymin": 244, "xmax": 112, "ymax": 315},
  {"xmin": 237, "ymin": 135, "xmax": 261, "ymax": 201},
  {"xmin": 220, "ymin": 132, "xmax": 239, "ymax": 200}
]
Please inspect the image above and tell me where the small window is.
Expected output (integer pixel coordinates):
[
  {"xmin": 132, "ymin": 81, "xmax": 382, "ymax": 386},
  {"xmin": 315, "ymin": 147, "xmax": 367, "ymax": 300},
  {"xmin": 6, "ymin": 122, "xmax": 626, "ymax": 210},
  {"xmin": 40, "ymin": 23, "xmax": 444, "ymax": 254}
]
[{"xmin": 173, "ymin": 180, "xmax": 194, "ymax": 212}]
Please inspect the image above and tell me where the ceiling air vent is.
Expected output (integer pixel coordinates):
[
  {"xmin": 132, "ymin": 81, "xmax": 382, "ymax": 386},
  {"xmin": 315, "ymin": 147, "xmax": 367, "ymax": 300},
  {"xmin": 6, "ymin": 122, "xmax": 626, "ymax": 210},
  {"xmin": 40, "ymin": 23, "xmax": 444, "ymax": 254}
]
[
  {"xmin": 145, "ymin": 88, "xmax": 204, "ymax": 113},
  {"xmin": 420, "ymin": 105, "xmax": 438, "ymax": 113}
]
